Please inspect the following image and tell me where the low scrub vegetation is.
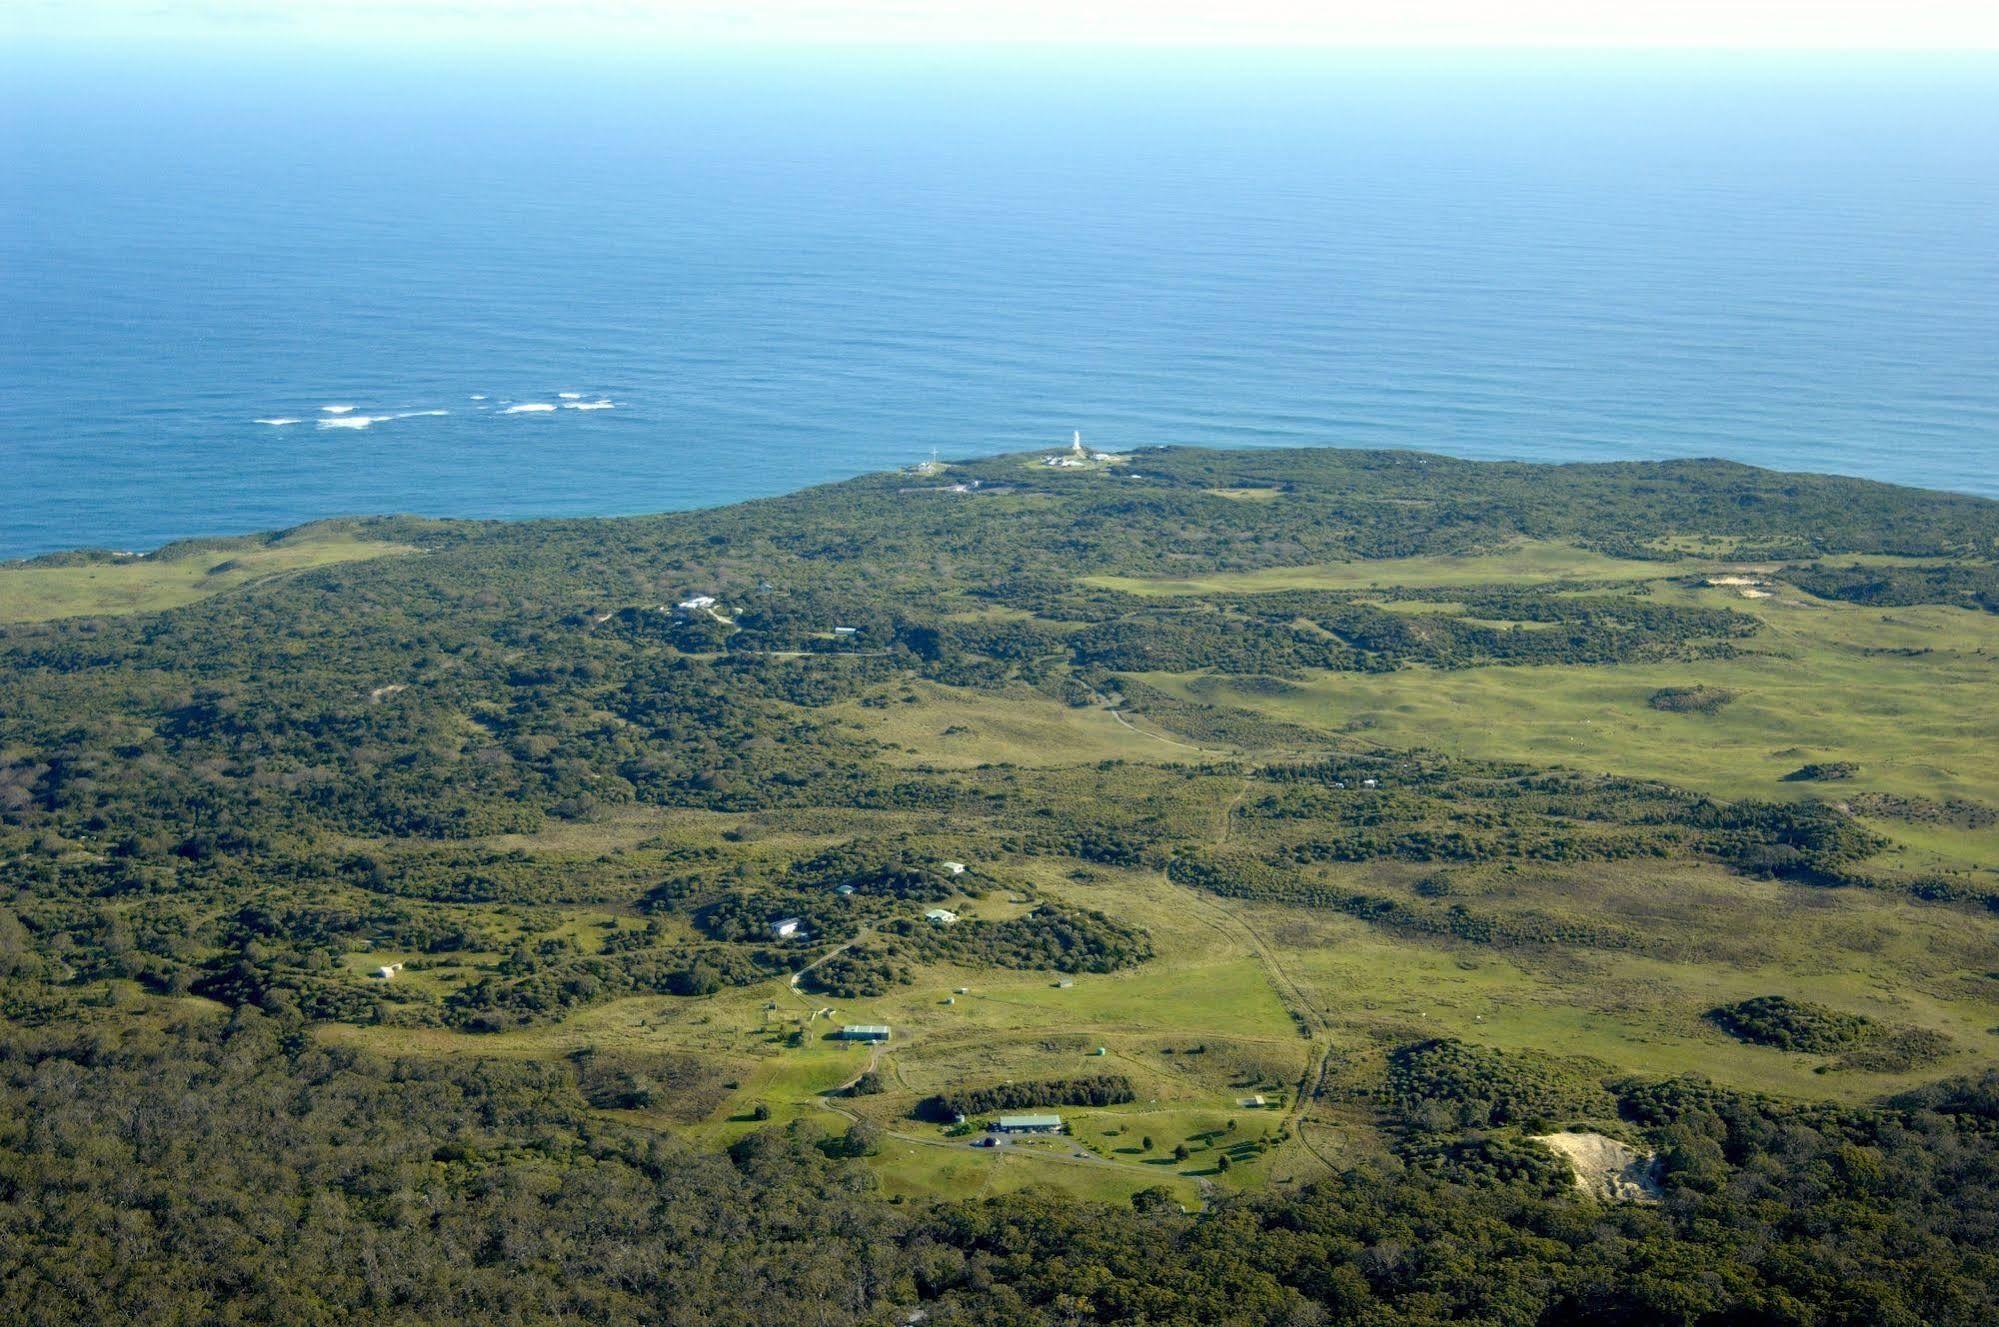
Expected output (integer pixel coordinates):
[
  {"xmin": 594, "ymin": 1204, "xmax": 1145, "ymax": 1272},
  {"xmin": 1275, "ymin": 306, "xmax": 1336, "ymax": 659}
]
[
  {"xmin": 1707, "ymin": 995, "xmax": 1874, "ymax": 1053},
  {"xmin": 5, "ymin": 448, "xmax": 1999, "ymax": 1324},
  {"xmin": 1648, "ymin": 684, "xmax": 1737, "ymax": 714},
  {"xmin": 916, "ymin": 1073, "xmax": 1136, "ymax": 1121}
]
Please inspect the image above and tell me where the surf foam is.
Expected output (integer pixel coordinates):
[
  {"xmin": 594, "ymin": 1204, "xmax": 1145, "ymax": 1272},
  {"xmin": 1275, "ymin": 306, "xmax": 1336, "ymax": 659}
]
[{"xmin": 504, "ymin": 403, "xmax": 557, "ymax": 413}]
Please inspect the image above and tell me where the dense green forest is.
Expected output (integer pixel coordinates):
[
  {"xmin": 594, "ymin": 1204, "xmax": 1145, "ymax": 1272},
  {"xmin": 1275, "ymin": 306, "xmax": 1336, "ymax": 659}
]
[{"xmin": 3, "ymin": 446, "xmax": 1998, "ymax": 1324}]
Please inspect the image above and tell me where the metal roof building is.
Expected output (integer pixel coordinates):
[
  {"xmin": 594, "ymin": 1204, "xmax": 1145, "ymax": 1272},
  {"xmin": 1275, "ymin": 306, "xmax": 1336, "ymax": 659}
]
[{"xmin": 993, "ymin": 1113, "xmax": 1064, "ymax": 1133}]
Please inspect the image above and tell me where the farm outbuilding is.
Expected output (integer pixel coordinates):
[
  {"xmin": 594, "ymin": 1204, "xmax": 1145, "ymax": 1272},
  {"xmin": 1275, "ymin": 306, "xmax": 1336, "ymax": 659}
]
[
  {"xmin": 993, "ymin": 1114, "xmax": 1064, "ymax": 1134},
  {"xmin": 837, "ymin": 1024, "xmax": 891, "ymax": 1042}
]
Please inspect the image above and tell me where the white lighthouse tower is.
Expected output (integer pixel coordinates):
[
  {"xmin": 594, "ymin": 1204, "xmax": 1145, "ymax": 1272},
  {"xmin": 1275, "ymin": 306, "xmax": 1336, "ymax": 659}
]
[{"xmin": 1071, "ymin": 431, "xmax": 1085, "ymax": 458}]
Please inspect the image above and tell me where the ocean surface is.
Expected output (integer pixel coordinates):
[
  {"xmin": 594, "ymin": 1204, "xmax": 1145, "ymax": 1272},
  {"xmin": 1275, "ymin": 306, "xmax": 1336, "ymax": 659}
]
[{"xmin": 3, "ymin": 48, "xmax": 1996, "ymax": 559}]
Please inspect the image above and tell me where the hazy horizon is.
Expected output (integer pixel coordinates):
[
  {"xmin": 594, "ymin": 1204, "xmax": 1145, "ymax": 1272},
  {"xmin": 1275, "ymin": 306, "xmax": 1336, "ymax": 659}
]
[
  {"xmin": 5, "ymin": 46, "xmax": 1995, "ymax": 558},
  {"xmin": 10, "ymin": 0, "xmax": 1999, "ymax": 52}
]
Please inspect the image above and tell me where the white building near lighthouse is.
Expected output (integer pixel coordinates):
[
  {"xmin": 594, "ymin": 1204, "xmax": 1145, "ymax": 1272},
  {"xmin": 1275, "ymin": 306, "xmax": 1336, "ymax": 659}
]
[{"xmin": 1045, "ymin": 431, "xmax": 1089, "ymax": 467}]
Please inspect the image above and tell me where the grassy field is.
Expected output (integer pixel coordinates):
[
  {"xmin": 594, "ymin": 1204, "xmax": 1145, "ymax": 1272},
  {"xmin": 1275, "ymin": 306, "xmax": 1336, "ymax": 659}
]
[
  {"xmin": 318, "ymin": 824, "xmax": 1999, "ymax": 1185},
  {"xmin": 1144, "ymin": 585, "xmax": 1999, "ymax": 807},
  {"xmin": 1247, "ymin": 862, "xmax": 1999, "ymax": 1103},
  {"xmin": 829, "ymin": 679, "xmax": 1194, "ymax": 767},
  {"xmin": 318, "ymin": 860, "xmax": 1327, "ymax": 1203},
  {"xmin": 296, "ymin": 537, "xmax": 1999, "ymax": 1207},
  {"xmin": 1086, "ymin": 540, "xmax": 1703, "ymax": 596},
  {"xmin": 0, "ymin": 526, "xmax": 419, "ymax": 623},
  {"xmin": 314, "ymin": 749, "xmax": 1999, "ymax": 1201},
  {"xmin": 306, "ymin": 831, "xmax": 1999, "ymax": 1204}
]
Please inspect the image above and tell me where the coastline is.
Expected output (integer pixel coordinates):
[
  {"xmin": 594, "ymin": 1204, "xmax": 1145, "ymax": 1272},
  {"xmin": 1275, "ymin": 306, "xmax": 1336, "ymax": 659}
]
[{"xmin": 9, "ymin": 441, "xmax": 1999, "ymax": 568}]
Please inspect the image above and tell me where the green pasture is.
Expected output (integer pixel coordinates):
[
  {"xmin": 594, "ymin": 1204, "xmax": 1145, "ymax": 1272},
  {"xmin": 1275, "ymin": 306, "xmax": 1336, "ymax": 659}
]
[
  {"xmin": 1085, "ymin": 540, "xmax": 1696, "ymax": 597},
  {"xmin": 1243, "ymin": 857, "xmax": 1999, "ymax": 1103},
  {"xmin": 1151, "ymin": 589, "xmax": 1999, "ymax": 805},
  {"xmin": 830, "ymin": 679, "xmax": 1190, "ymax": 767},
  {"xmin": 0, "ymin": 526, "xmax": 417, "ymax": 623}
]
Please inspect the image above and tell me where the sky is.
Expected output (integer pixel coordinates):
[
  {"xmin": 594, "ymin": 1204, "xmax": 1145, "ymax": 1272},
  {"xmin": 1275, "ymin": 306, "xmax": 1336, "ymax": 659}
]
[{"xmin": 8, "ymin": 0, "xmax": 1999, "ymax": 51}]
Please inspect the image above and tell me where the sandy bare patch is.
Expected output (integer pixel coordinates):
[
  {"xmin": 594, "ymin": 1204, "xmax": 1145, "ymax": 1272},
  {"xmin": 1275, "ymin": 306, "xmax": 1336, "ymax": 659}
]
[
  {"xmin": 369, "ymin": 683, "xmax": 408, "ymax": 702},
  {"xmin": 1533, "ymin": 1131, "xmax": 1662, "ymax": 1203}
]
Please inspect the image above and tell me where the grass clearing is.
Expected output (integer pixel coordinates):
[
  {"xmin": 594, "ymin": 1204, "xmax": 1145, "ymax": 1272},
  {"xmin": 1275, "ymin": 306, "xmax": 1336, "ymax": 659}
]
[
  {"xmin": 1154, "ymin": 590, "xmax": 1999, "ymax": 805},
  {"xmin": 310, "ymin": 790, "xmax": 1999, "ymax": 1208},
  {"xmin": 1245, "ymin": 857, "xmax": 1999, "ymax": 1103},
  {"xmin": 316, "ymin": 857, "xmax": 1319, "ymax": 1197},
  {"xmin": 1086, "ymin": 540, "xmax": 1694, "ymax": 596},
  {"xmin": 0, "ymin": 526, "xmax": 418, "ymax": 622},
  {"xmin": 832, "ymin": 680, "xmax": 1194, "ymax": 767}
]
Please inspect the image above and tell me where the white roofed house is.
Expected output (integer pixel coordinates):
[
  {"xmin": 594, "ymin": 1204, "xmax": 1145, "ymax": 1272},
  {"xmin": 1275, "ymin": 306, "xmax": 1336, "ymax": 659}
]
[
  {"xmin": 676, "ymin": 595, "xmax": 718, "ymax": 611},
  {"xmin": 940, "ymin": 861, "xmax": 966, "ymax": 876},
  {"xmin": 924, "ymin": 908, "xmax": 958, "ymax": 926},
  {"xmin": 770, "ymin": 917, "xmax": 805, "ymax": 940}
]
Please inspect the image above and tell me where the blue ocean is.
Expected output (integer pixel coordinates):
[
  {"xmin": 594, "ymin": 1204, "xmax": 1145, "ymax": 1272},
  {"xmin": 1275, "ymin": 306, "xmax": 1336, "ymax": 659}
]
[{"xmin": 3, "ymin": 48, "xmax": 1995, "ymax": 559}]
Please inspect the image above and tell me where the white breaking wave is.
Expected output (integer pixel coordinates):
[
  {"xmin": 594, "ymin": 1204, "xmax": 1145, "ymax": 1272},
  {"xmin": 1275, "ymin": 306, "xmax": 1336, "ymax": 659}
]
[
  {"xmin": 558, "ymin": 392, "xmax": 583, "ymax": 400},
  {"xmin": 563, "ymin": 399, "xmax": 616, "ymax": 411},
  {"xmin": 255, "ymin": 418, "xmax": 302, "ymax": 426},
  {"xmin": 315, "ymin": 409, "xmax": 448, "ymax": 429},
  {"xmin": 470, "ymin": 394, "xmax": 487, "ymax": 401},
  {"xmin": 320, "ymin": 404, "xmax": 356, "ymax": 415},
  {"xmin": 504, "ymin": 402, "xmax": 557, "ymax": 413}
]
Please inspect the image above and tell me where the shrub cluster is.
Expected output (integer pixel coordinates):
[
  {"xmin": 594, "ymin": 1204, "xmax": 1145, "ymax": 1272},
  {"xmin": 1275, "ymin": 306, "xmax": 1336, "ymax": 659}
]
[
  {"xmin": 1706, "ymin": 995, "xmax": 1874, "ymax": 1053},
  {"xmin": 916, "ymin": 1073, "xmax": 1135, "ymax": 1121}
]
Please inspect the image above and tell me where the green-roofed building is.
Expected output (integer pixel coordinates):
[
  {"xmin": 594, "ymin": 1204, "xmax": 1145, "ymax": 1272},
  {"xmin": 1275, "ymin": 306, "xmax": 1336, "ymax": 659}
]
[
  {"xmin": 993, "ymin": 1113, "xmax": 1064, "ymax": 1134},
  {"xmin": 836, "ymin": 1024, "xmax": 890, "ymax": 1042}
]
